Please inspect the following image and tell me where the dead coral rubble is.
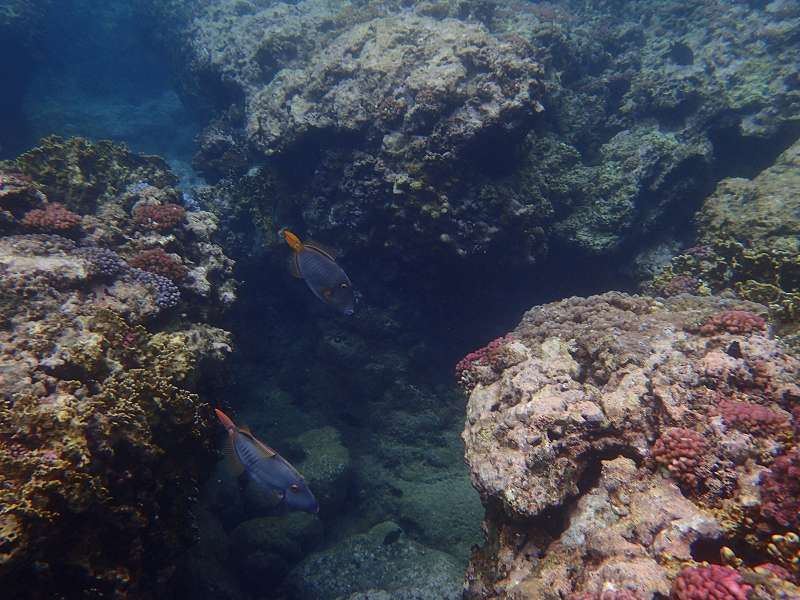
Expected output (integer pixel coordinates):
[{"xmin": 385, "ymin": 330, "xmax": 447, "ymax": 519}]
[
  {"xmin": 0, "ymin": 138, "xmax": 236, "ymax": 599},
  {"xmin": 462, "ymin": 292, "xmax": 800, "ymax": 599}
]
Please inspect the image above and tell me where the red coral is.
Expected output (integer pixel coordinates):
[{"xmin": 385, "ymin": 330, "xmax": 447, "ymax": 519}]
[
  {"xmin": 671, "ymin": 565, "xmax": 752, "ymax": 600},
  {"xmin": 759, "ymin": 448, "xmax": 800, "ymax": 531},
  {"xmin": 569, "ymin": 590, "xmax": 642, "ymax": 600},
  {"xmin": 127, "ymin": 248, "xmax": 188, "ymax": 281},
  {"xmin": 21, "ymin": 202, "xmax": 82, "ymax": 231},
  {"xmin": 715, "ymin": 399, "xmax": 790, "ymax": 435},
  {"xmin": 652, "ymin": 427, "xmax": 707, "ymax": 487},
  {"xmin": 133, "ymin": 203, "xmax": 185, "ymax": 231},
  {"xmin": 455, "ymin": 334, "xmax": 515, "ymax": 391},
  {"xmin": 700, "ymin": 310, "xmax": 766, "ymax": 335}
]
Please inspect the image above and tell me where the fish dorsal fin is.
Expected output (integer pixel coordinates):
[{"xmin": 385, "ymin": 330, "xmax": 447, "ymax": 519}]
[
  {"xmin": 288, "ymin": 253, "xmax": 302, "ymax": 278},
  {"xmin": 283, "ymin": 229, "xmax": 304, "ymax": 252},
  {"xmin": 222, "ymin": 434, "xmax": 245, "ymax": 476},
  {"xmin": 304, "ymin": 241, "xmax": 337, "ymax": 261},
  {"xmin": 237, "ymin": 428, "xmax": 278, "ymax": 458}
]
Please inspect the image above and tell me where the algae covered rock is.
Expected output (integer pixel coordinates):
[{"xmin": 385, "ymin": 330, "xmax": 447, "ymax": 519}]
[
  {"xmin": 287, "ymin": 521, "xmax": 464, "ymax": 600},
  {"xmin": 461, "ymin": 292, "xmax": 800, "ymax": 598}
]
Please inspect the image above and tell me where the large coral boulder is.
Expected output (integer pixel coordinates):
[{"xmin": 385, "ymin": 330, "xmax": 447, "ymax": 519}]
[{"xmin": 462, "ymin": 292, "xmax": 800, "ymax": 599}]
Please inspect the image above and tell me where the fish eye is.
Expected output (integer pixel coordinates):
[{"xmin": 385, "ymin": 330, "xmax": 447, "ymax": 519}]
[
  {"xmin": 340, "ymin": 283, "xmax": 349, "ymax": 289},
  {"xmin": 289, "ymin": 484, "xmax": 300, "ymax": 493}
]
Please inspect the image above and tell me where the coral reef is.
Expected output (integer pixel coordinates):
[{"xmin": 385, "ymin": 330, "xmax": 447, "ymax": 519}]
[
  {"xmin": 20, "ymin": 202, "xmax": 82, "ymax": 231},
  {"xmin": 462, "ymin": 292, "xmax": 800, "ymax": 599},
  {"xmin": 652, "ymin": 138, "xmax": 800, "ymax": 345},
  {"xmin": 133, "ymin": 202, "xmax": 186, "ymax": 231},
  {"xmin": 138, "ymin": 0, "xmax": 800, "ymax": 279},
  {"xmin": 671, "ymin": 565, "xmax": 751, "ymax": 600},
  {"xmin": 128, "ymin": 247, "xmax": 189, "ymax": 281},
  {"xmin": 0, "ymin": 138, "xmax": 235, "ymax": 599}
]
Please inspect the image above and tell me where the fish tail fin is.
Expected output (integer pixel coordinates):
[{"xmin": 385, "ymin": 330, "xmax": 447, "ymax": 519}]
[
  {"xmin": 214, "ymin": 408, "xmax": 237, "ymax": 432},
  {"xmin": 282, "ymin": 228, "xmax": 304, "ymax": 252}
]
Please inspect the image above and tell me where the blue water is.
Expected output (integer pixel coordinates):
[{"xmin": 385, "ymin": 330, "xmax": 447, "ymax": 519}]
[{"xmin": 2, "ymin": 1, "xmax": 798, "ymax": 599}]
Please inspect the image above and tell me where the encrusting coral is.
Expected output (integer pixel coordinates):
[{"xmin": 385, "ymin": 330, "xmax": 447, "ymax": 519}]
[{"xmin": 0, "ymin": 137, "xmax": 236, "ymax": 599}]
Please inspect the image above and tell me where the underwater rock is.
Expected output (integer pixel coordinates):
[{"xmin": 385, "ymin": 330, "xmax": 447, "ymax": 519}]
[
  {"xmin": 140, "ymin": 0, "xmax": 800, "ymax": 281},
  {"xmin": 462, "ymin": 292, "xmax": 800, "ymax": 599},
  {"xmin": 651, "ymin": 137, "xmax": 800, "ymax": 346},
  {"xmin": 0, "ymin": 139, "xmax": 236, "ymax": 599},
  {"xmin": 286, "ymin": 521, "xmax": 463, "ymax": 600},
  {"xmin": 294, "ymin": 426, "xmax": 354, "ymax": 515}
]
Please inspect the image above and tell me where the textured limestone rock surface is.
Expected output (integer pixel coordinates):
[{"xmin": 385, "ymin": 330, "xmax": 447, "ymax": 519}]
[{"xmin": 462, "ymin": 292, "xmax": 800, "ymax": 599}]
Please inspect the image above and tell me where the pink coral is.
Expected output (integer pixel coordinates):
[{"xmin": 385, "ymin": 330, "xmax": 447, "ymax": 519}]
[
  {"xmin": 759, "ymin": 448, "xmax": 800, "ymax": 530},
  {"xmin": 455, "ymin": 334, "xmax": 514, "ymax": 391},
  {"xmin": 652, "ymin": 427, "xmax": 707, "ymax": 487},
  {"xmin": 132, "ymin": 203, "xmax": 185, "ymax": 231},
  {"xmin": 671, "ymin": 565, "xmax": 752, "ymax": 600},
  {"xmin": 21, "ymin": 202, "xmax": 82, "ymax": 231},
  {"xmin": 699, "ymin": 310, "xmax": 766, "ymax": 335},
  {"xmin": 569, "ymin": 590, "xmax": 642, "ymax": 600},
  {"xmin": 127, "ymin": 248, "xmax": 188, "ymax": 281},
  {"xmin": 715, "ymin": 399, "xmax": 790, "ymax": 435}
]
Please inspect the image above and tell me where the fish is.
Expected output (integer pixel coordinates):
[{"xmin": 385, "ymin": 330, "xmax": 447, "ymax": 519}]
[
  {"xmin": 214, "ymin": 408, "xmax": 319, "ymax": 514},
  {"xmin": 282, "ymin": 229, "xmax": 355, "ymax": 315}
]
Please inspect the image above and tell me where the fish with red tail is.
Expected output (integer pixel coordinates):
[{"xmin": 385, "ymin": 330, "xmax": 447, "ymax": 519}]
[
  {"xmin": 215, "ymin": 408, "xmax": 319, "ymax": 514},
  {"xmin": 282, "ymin": 229, "xmax": 355, "ymax": 315}
]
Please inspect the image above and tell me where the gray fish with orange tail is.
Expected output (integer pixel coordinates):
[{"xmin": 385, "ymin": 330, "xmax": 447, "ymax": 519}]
[
  {"xmin": 282, "ymin": 229, "xmax": 355, "ymax": 315},
  {"xmin": 215, "ymin": 408, "xmax": 319, "ymax": 514}
]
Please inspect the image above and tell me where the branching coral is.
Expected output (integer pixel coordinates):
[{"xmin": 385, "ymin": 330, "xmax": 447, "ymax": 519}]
[
  {"xmin": 21, "ymin": 202, "xmax": 82, "ymax": 231},
  {"xmin": 128, "ymin": 248, "xmax": 188, "ymax": 281},
  {"xmin": 133, "ymin": 202, "xmax": 185, "ymax": 231}
]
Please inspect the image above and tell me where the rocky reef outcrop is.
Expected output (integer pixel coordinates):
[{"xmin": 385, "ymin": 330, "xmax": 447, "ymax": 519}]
[
  {"xmin": 138, "ymin": 0, "xmax": 800, "ymax": 278},
  {"xmin": 461, "ymin": 292, "xmax": 800, "ymax": 599},
  {"xmin": 0, "ymin": 136, "xmax": 235, "ymax": 598}
]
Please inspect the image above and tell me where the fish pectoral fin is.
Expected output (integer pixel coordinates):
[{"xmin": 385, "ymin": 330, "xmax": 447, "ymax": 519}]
[
  {"xmin": 321, "ymin": 287, "xmax": 334, "ymax": 300},
  {"xmin": 288, "ymin": 254, "xmax": 302, "ymax": 278},
  {"xmin": 222, "ymin": 435, "xmax": 245, "ymax": 476}
]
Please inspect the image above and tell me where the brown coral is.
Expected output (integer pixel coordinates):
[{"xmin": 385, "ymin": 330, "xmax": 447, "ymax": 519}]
[
  {"xmin": 128, "ymin": 248, "xmax": 188, "ymax": 281},
  {"xmin": 133, "ymin": 202, "xmax": 185, "ymax": 231},
  {"xmin": 20, "ymin": 202, "xmax": 82, "ymax": 231}
]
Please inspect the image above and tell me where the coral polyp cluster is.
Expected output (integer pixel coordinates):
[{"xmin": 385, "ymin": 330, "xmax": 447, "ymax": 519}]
[
  {"xmin": 455, "ymin": 335, "xmax": 523, "ymax": 392},
  {"xmin": 700, "ymin": 310, "xmax": 766, "ymax": 336},
  {"xmin": 133, "ymin": 202, "xmax": 186, "ymax": 231},
  {"xmin": 20, "ymin": 202, "xmax": 82, "ymax": 231},
  {"xmin": 128, "ymin": 247, "xmax": 188, "ymax": 281},
  {"xmin": 651, "ymin": 428, "xmax": 707, "ymax": 488},
  {"xmin": 0, "ymin": 137, "xmax": 236, "ymax": 598},
  {"xmin": 670, "ymin": 565, "xmax": 751, "ymax": 600},
  {"xmin": 759, "ymin": 449, "xmax": 800, "ymax": 531}
]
